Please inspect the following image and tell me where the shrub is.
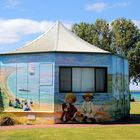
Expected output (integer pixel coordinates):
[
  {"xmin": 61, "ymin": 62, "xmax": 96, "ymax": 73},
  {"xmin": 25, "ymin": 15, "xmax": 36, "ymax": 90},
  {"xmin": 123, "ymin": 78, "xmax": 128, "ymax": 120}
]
[{"xmin": 0, "ymin": 113, "xmax": 20, "ymax": 126}]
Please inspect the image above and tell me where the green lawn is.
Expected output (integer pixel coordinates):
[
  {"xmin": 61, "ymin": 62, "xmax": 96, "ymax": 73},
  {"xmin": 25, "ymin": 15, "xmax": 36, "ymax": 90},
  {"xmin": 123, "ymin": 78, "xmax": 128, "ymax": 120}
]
[
  {"xmin": 0, "ymin": 102, "xmax": 140, "ymax": 140},
  {"xmin": 0, "ymin": 126, "xmax": 140, "ymax": 140}
]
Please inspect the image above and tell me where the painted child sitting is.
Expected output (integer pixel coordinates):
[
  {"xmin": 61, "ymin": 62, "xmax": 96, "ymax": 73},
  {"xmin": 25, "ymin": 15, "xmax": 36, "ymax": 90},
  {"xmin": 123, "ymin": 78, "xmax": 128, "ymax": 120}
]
[
  {"xmin": 61, "ymin": 93, "xmax": 77, "ymax": 123},
  {"xmin": 81, "ymin": 93, "xmax": 95, "ymax": 123}
]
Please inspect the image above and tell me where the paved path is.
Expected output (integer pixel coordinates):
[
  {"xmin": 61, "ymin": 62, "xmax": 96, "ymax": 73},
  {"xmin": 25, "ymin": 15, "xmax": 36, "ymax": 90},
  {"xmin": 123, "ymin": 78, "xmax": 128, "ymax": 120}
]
[{"xmin": 1, "ymin": 123, "xmax": 140, "ymax": 130}]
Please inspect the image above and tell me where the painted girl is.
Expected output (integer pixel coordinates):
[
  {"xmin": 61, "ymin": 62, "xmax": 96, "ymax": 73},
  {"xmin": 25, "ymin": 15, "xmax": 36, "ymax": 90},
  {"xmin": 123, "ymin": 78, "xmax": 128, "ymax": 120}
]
[{"xmin": 61, "ymin": 93, "xmax": 77, "ymax": 123}]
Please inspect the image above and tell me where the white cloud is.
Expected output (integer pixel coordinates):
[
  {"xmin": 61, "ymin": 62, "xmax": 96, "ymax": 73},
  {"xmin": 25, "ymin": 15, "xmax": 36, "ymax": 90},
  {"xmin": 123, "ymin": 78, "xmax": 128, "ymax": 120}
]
[
  {"xmin": 86, "ymin": 2, "xmax": 108, "ymax": 12},
  {"xmin": 1, "ymin": 0, "xmax": 20, "ymax": 9},
  {"xmin": 132, "ymin": 20, "xmax": 140, "ymax": 29},
  {"xmin": 113, "ymin": 2, "xmax": 130, "ymax": 8},
  {"xmin": 0, "ymin": 19, "xmax": 72, "ymax": 45},
  {"xmin": 86, "ymin": 2, "xmax": 130, "ymax": 12}
]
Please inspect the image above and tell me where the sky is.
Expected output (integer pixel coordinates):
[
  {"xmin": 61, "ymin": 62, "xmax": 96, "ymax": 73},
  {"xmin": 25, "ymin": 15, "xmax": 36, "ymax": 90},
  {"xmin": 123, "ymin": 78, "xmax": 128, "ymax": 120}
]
[{"xmin": 0, "ymin": 0, "xmax": 140, "ymax": 90}]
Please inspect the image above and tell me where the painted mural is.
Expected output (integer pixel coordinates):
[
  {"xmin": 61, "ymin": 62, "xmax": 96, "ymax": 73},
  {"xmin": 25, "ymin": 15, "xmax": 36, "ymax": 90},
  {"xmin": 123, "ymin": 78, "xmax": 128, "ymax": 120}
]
[
  {"xmin": 0, "ymin": 53, "xmax": 130, "ymax": 123},
  {"xmin": 55, "ymin": 93, "xmax": 113, "ymax": 123},
  {"xmin": 54, "ymin": 53, "xmax": 130, "ymax": 123},
  {"xmin": 0, "ymin": 54, "xmax": 54, "ymax": 112},
  {"xmin": 60, "ymin": 93, "xmax": 102, "ymax": 123}
]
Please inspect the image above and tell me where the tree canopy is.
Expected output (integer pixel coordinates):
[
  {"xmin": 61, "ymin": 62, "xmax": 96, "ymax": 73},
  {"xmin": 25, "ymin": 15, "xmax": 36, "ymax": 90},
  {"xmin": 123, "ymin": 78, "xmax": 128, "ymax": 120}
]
[{"xmin": 72, "ymin": 18, "xmax": 140, "ymax": 83}]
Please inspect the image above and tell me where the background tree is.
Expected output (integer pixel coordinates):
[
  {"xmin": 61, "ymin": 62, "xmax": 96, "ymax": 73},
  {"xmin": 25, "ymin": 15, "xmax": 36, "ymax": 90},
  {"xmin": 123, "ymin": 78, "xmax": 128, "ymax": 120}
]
[
  {"xmin": 72, "ymin": 22, "xmax": 94, "ymax": 44},
  {"xmin": 72, "ymin": 18, "xmax": 140, "ymax": 83},
  {"xmin": 128, "ymin": 41, "xmax": 140, "ymax": 83},
  {"xmin": 72, "ymin": 19, "xmax": 112, "ymax": 51},
  {"xmin": 111, "ymin": 18, "xmax": 140, "ymax": 56},
  {"xmin": 93, "ymin": 19, "xmax": 112, "ymax": 51}
]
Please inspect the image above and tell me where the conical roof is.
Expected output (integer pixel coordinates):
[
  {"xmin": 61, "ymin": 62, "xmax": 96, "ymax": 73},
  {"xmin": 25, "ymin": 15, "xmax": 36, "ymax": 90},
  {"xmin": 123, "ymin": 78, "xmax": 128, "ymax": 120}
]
[{"xmin": 6, "ymin": 21, "xmax": 110, "ymax": 54}]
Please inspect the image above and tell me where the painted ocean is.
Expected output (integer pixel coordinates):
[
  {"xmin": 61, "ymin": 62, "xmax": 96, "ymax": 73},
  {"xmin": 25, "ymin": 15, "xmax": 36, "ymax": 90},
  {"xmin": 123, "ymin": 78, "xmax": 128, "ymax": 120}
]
[
  {"xmin": 130, "ymin": 91, "xmax": 140, "ymax": 101},
  {"xmin": 7, "ymin": 63, "xmax": 54, "ymax": 104}
]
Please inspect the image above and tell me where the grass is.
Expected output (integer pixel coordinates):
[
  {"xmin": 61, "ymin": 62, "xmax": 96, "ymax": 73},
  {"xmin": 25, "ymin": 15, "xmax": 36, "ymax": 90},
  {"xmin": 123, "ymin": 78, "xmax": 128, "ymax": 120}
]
[
  {"xmin": 0, "ymin": 127, "xmax": 140, "ymax": 140},
  {"xmin": 0, "ymin": 102, "xmax": 140, "ymax": 140},
  {"xmin": 130, "ymin": 102, "xmax": 140, "ymax": 114}
]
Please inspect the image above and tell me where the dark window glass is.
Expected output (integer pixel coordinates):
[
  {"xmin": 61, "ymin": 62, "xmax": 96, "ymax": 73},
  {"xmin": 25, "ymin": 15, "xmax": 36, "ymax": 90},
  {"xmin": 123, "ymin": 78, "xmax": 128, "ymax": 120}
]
[
  {"xmin": 60, "ymin": 68, "xmax": 72, "ymax": 92},
  {"xmin": 95, "ymin": 68, "xmax": 107, "ymax": 92}
]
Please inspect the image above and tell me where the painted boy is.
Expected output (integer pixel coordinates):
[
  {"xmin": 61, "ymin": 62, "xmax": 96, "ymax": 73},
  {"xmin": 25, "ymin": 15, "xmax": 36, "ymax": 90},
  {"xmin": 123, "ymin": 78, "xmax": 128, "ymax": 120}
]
[
  {"xmin": 61, "ymin": 93, "xmax": 77, "ymax": 122},
  {"xmin": 81, "ymin": 93, "xmax": 95, "ymax": 123}
]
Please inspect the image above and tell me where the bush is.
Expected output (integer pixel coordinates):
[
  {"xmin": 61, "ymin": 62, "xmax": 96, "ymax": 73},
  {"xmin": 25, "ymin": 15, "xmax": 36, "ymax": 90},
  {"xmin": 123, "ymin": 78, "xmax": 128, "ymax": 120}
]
[{"xmin": 0, "ymin": 113, "xmax": 20, "ymax": 126}]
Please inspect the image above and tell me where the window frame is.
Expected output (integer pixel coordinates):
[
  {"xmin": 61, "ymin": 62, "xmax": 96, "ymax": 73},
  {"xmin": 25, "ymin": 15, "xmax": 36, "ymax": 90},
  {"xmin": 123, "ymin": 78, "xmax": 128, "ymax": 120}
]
[{"xmin": 59, "ymin": 66, "xmax": 108, "ymax": 93}]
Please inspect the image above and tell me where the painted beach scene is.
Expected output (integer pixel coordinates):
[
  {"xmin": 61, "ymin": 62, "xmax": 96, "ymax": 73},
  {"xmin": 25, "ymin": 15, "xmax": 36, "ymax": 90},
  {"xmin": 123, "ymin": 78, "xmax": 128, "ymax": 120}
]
[{"xmin": 0, "ymin": 62, "xmax": 54, "ymax": 112}]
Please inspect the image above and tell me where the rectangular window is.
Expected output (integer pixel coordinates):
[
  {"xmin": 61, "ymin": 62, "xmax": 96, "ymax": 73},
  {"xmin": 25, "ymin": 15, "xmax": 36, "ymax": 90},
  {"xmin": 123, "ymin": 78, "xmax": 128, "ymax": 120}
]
[
  {"xmin": 60, "ymin": 68, "xmax": 72, "ymax": 92},
  {"xmin": 72, "ymin": 68, "xmax": 95, "ymax": 92},
  {"xmin": 59, "ymin": 67, "xmax": 107, "ymax": 93},
  {"xmin": 95, "ymin": 68, "xmax": 107, "ymax": 92}
]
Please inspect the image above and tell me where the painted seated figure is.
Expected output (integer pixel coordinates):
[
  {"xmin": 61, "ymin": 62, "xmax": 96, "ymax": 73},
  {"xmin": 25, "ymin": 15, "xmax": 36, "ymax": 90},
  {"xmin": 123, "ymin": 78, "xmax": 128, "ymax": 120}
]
[
  {"xmin": 81, "ymin": 93, "xmax": 95, "ymax": 123},
  {"xmin": 61, "ymin": 93, "xmax": 77, "ymax": 123},
  {"xmin": 23, "ymin": 102, "xmax": 31, "ymax": 111},
  {"xmin": 9, "ymin": 99, "xmax": 14, "ymax": 107},
  {"xmin": 13, "ymin": 98, "xmax": 23, "ymax": 109}
]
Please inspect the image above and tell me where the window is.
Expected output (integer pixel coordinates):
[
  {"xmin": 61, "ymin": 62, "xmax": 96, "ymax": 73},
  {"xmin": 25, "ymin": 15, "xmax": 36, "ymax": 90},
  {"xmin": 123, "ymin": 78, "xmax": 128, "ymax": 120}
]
[
  {"xmin": 60, "ymin": 68, "xmax": 72, "ymax": 92},
  {"xmin": 72, "ymin": 68, "xmax": 95, "ymax": 92},
  {"xmin": 59, "ymin": 67, "xmax": 107, "ymax": 93},
  {"xmin": 95, "ymin": 68, "xmax": 107, "ymax": 92}
]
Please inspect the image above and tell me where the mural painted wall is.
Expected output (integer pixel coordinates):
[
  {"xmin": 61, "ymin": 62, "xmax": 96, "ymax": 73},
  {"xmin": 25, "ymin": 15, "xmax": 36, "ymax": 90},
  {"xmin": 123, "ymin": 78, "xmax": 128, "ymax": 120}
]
[
  {"xmin": 54, "ymin": 53, "xmax": 130, "ymax": 123},
  {"xmin": 0, "ymin": 53, "xmax": 55, "ymax": 112},
  {"xmin": 0, "ymin": 52, "xmax": 129, "ymax": 124},
  {"xmin": 111, "ymin": 56, "xmax": 130, "ymax": 120}
]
